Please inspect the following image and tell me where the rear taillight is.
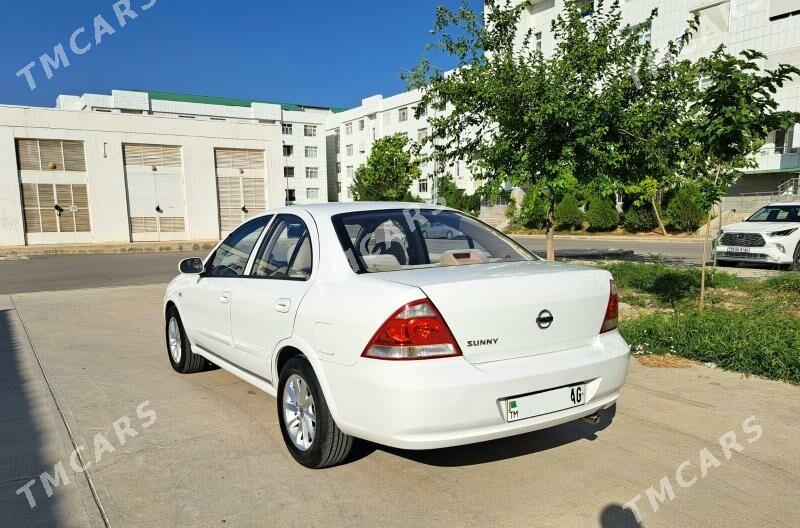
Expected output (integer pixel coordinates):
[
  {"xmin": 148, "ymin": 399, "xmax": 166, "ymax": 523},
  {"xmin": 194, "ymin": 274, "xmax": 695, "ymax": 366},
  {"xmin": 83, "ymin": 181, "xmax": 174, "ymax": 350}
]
[
  {"xmin": 363, "ymin": 299, "xmax": 462, "ymax": 360},
  {"xmin": 600, "ymin": 279, "xmax": 619, "ymax": 334}
]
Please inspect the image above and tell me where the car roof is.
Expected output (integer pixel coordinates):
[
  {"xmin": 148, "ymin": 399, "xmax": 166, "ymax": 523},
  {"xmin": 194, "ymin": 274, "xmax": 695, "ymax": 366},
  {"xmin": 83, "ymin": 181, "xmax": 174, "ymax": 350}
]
[
  {"xmin": 260, "ymin": 202, "xmax": 452, "ymax": 221},
  {"xmin": 766, "ymin": 202, "xmax": 800, "ymax": 207}
]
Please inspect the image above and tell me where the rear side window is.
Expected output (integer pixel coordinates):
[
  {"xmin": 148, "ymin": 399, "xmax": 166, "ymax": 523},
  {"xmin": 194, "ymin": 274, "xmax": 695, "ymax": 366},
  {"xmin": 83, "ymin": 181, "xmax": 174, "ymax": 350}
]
[
  {"xmin": 332, "ymin": 209, "xmax": 535, "ymax": 273},
  {"xmin": 251, "ymin": 215, "xmax": 312, "ymax": 280}
]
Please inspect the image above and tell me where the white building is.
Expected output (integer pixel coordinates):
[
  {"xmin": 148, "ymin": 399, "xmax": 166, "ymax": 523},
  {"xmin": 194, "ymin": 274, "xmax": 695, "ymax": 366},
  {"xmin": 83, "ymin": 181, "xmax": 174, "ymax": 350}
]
[
  {"xmin": 0, "ymin": 90, "xmax": 343, "ymax": 247},
  {"xmin": 517, "ymin": 0, "xmax": 800, "ymax": 198},
  {"xmin": 325, "ymin": 91, "xmax": 480, "ymax": 203}
]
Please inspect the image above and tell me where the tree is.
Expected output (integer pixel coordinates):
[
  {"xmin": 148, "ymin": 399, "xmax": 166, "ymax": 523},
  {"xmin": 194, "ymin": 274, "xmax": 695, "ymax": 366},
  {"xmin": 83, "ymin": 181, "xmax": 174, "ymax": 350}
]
[
  {"xmin": 437, "ymin": 173, "xmax": 481, "ymax": 214},
  {"xmin": 406, "ymin": 0, "xmax": 673, "ymax": 261},
  {"xmin": 682, "ymin": 48, "xmax": 799, "ymax": 308},
  {"xmin": 351, "ymin": 134, "xmax": 421, "ymax": 201}
]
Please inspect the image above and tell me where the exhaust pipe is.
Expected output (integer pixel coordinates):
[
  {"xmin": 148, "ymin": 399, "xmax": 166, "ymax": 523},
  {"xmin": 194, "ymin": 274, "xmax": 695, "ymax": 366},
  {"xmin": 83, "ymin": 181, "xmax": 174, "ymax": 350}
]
[{"xmin": 581, "ymin": 412, "xmax": 602, "ymax": 425}]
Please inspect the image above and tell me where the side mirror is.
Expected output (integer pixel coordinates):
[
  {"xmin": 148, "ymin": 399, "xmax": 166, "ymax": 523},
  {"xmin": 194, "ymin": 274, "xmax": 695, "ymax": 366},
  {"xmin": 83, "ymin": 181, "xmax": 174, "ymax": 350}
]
[{"xmin": 179, "ymin": 257, "xmax": 205, "ymax": 275}]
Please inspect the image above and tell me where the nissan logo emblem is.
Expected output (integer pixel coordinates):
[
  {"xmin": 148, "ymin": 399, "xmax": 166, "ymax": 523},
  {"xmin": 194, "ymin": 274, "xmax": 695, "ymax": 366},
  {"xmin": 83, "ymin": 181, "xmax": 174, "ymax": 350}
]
[{"xmin": 536, "ymin": 310, "xmax": 554, "ymax": 329}]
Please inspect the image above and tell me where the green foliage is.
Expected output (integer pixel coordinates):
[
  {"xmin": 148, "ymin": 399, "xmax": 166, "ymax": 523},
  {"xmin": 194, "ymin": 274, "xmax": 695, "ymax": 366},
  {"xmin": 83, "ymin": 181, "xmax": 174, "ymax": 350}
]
[
  {"xmin": 666, "ymin": 184, "xmax": 705, "ymax": 232},
  {"xmin": 598, "ymin": 262, "xmax": 741, "ymax": 306},
  {"xmin": 585, "ymin": 196, "xmax": 620, "ymax": 231},
  {"xmin": 351, "ymin": 134, "xmax": 420, "ymax": 201},
  {"xmin": 505, "ymin": 197, "xmax": 517, "ymax": 220},
  {"xmin": 518, "ymin": 192, "xmax": 549, "ymax": 228},
  {"xmin": 621, "ymin": 306, "xmax": 800, "ymax": 383},
  {"xmin": 554, "ymin": 193, "xmax": 584, "ymax": 230},
  {"xmin": 437, "ymin": 174, "xmax": 480, "ymax": 214},
  {"xmin": 624, "ymin": 204, "xmax": 658, "ymax": 233},
  {"xmin": 761, "ymin": 273, "xmax": 800, "ymax": 294}
]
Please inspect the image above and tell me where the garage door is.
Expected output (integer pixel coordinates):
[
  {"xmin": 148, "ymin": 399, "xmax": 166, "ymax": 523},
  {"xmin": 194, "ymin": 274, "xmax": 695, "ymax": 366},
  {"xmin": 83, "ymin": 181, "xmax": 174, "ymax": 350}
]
[
  {"xmin": 123, "ymin": 144, "xmax": 188, "ymax": 242},
  {"xmin": 16, "ymin": 139, "xmax": 92, "ymax": 245},
  {"xmin": 215, "ymin": 148, "xmax": 266, "ymax": 236}
]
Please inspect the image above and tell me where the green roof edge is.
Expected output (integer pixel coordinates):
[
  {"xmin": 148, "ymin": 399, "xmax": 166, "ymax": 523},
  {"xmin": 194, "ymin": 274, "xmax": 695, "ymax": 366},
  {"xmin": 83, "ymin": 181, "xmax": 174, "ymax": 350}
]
[{"xmin": 132, "ymin": 90, "xmax": 348, "ymax": 113}]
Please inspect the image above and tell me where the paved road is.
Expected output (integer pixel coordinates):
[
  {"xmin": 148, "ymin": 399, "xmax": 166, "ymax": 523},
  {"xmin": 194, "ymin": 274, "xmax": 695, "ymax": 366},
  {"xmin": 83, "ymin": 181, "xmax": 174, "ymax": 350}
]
[
  {"xmin": 0, "ymin": 237, "xmax": 711, "ymax": 295},
  {"xmin": 1, "ymin": 284, "xmax": 798, "ymax": 527}
]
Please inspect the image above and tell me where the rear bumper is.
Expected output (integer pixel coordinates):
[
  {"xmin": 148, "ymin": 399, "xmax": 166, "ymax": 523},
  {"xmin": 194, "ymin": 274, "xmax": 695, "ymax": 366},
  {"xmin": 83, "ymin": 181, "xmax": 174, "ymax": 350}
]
[{"xmin": 322, "ymin": 332, "xmax": 630, "ymax": 450}]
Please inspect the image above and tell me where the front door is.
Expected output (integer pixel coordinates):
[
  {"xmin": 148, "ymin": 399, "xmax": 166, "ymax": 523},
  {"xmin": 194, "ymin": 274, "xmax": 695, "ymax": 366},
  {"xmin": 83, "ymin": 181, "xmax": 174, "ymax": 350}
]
[
  {"xmin": 231, "ymin": 214, "xmax": 315, "ymax": 381},
  {"xmin": 180, "ymin": 215, "xmax": 272, "ymax": 363}
]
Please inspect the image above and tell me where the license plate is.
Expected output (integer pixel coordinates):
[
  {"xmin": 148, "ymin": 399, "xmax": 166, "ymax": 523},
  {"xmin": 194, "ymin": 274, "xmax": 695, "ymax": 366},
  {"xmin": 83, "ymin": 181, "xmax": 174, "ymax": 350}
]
[
  {"xmin": 726, "ymin": 246, "xmax": 751, "ymax": 253},
  {"xmin": 505, "ymin": 383, "xmax": 586, "ymax": 422}
]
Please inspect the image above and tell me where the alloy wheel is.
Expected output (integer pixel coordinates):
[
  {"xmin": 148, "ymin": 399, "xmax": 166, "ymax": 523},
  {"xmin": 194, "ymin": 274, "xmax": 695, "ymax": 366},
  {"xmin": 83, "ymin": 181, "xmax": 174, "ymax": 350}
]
[
  {"xmin": 282, "ymin": 374, "xmax": 316, "ymax": 451},
  {"xmin": 168, "ymin": 317, "xmax": 182, "ymax": 363}
]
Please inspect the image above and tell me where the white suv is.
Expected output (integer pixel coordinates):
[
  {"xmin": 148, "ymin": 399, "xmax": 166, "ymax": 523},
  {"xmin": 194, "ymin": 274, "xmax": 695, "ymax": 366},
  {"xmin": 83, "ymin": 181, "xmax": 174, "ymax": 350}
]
[
  {"xmin": 163, "ymin": 203, "xmax": 630, "ymax": 468},
  {"xmin": 714, "ymin": 202, "xmax": 800, "ymax": 270}
]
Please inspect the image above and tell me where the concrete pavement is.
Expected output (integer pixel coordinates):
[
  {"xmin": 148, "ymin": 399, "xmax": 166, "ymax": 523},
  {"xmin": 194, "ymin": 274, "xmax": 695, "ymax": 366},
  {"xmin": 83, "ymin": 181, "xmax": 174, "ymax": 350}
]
[{"xmin": 1, "ymin": 284, "xmax": 798, "ymax": 527}]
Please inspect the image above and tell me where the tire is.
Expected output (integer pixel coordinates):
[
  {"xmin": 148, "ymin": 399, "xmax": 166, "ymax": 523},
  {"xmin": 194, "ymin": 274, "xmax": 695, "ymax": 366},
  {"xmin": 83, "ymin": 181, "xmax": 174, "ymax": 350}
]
[
  {"xmin": 277, "ymin": 357, "xmax": 353, "ymax": 469},
  {"xmin": 790, "ymin": 244, "xmax": 800, "ymax": 272},
  {"xmin": 165, "ymin": 307, "xmax": 205, "ymax": 374}
]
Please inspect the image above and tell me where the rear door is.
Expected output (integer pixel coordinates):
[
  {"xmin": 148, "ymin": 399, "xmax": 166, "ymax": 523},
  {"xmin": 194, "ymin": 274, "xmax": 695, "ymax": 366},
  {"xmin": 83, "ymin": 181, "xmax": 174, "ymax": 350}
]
[{"xmin": 230, "ymin": 213, "xmax": 315, "ymax": 381}]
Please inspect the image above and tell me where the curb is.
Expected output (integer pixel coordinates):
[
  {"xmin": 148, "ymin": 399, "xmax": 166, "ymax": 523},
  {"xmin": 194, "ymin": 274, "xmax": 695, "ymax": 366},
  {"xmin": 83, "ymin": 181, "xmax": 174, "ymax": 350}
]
[{"xmin": 0, "ymin": 241, "xmax": 219, "ymax": 257}]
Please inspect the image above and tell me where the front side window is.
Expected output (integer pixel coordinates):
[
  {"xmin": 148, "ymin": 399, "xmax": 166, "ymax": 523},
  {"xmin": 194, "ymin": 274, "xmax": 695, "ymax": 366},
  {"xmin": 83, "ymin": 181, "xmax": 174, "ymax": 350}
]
[
  {"xmin": 209, "ymin": 215, "xmax": 272, "ymax": 277},
  {"xmin": 747, "ymin": 205, "xmax": 800, "ymax": 222},
  {"xmin": 332, "ymin": 209, "xmax": 535, "ymax": 273},
  {"xmin": 252, "ymin": 215, "xmax": 312, "ymax": 280}
]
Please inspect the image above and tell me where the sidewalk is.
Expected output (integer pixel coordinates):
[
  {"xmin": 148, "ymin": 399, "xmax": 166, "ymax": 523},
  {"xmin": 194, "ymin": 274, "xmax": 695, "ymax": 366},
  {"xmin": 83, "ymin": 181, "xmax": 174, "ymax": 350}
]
[{"xmin": 0, "ymin": 240, "xmax": 219, "ymax": 257}]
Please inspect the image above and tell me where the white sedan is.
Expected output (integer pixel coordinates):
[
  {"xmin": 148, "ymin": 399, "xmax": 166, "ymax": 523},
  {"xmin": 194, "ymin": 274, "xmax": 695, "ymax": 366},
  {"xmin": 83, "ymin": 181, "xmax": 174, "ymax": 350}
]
[
  {"xmin": 714, "ymin": 202, "xmax": 800, "ymax": 270},
  {"xmin": 163, "ymin": 203, "xmax": 630, "ymax": 468}
]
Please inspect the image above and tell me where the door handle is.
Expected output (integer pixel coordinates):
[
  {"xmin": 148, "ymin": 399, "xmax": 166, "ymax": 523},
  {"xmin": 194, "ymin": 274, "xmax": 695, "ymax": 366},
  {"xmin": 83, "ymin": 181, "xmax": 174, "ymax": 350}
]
[
  {"xmin": 220, "ymin": 291, "xmax": 231, "ymax": 304},
  {"xmin": 275, "ymin": 298, "xmax": 291, "ymax": 313}
]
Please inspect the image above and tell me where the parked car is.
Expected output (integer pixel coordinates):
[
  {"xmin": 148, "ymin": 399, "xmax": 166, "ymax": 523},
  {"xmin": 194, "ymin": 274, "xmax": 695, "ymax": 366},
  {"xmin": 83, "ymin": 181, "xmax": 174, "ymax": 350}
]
[
  {"xmin": 163, "ymin": 203, "xmax": 630, "ymax": 468},
  {"xmin": 423, "ymin": 221, "xmax": 461, "ymax": 239},
  {"xmin": 714, "ymin": 202, "xmax": 800, "ymax": 270}
]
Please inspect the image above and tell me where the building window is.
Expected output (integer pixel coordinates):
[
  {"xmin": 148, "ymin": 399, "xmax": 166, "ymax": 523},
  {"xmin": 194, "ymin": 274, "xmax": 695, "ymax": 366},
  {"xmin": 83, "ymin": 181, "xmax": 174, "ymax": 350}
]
[
  {"xmin": 286, "ymin": 189, "xmax": 296, "ymax": 203},
  {"xmin": 306, "ymin": 167, "xmax": 319, "ymax": 179},
  {"xmin": 346, "ymin": 144, "xmax": 354, "ymax": 156},
  {"xmin": 418, "ymin": 105, "xmax": 427, "ymax": 117},
  {"xmin": 305, "ymin": 146, "xmax": 318, "ymax": 158},
  {"xmin": 694, "ymin": 2, "xmax": 730, "ymax": 39},
  {"xmin": 418, "ymin": 128, "xmax": 428, "ymax": 141},
  {"xmin": 306, "ymin": 188, "xmax": 320, "ymax": 200},
  {"xmin": 769, "ymin": 0, "xmax": 800, "ymax": 21},
  {"xmin": 336, "ymin": 162, "xmax": 341, "ymax": 174},
  {"xmin": 284, "ymin": 166, "xmax": 295, "ymax": 178},
  {"xmin": 398, "ymin": 107, "xmax": 408, "ymax": 122},
  {"xmin": 358, "ymin": 141, "xmax": 366, "ymax": 153},
  {"xmin": 283, "ymin": 145, "xmax": 293, "ymax": 157},
  {"xmin": 359, "ymin": 119, "xmax": 365, "ymax": 131},
  {"xmin": 282, "ymin": 123, "xmax": 293, "ymax": 135},
  {"xmin": 419, "ymin": 179, "xmax": 428, "ymax": 193},
  {"xmin": 337, "ymin": 181, "xmax": 342, "ymax": 194},
  {"xmin": 347, "ymin": 166, "xmax": 354, "ymax": 178},
  {"xmin": 534, "ymin": 32, "xmax": 543, "ymax": 51},
  {"xmin": 304, "ymin": 125, "xmax": 317, "ymax": 137},
  {"xmin": 345, "ymin": 122, "xmax": 353, "ymax": 135}
]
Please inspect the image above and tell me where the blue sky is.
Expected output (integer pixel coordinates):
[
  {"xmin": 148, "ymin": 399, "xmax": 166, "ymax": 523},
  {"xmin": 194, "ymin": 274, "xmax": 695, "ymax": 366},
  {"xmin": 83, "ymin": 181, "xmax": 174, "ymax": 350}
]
[{"xmin": 1, "ymin": 0, "xmax": 482, "ymax": 109}]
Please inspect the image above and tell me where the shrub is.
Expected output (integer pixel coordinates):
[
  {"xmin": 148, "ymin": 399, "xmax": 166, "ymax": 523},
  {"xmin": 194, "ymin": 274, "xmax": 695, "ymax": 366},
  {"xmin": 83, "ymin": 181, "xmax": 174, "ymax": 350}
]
[
  {"xmin": 666, "ymin": 185, "xmax": 705, "ymax": 232},
  {"xmin": 504, "ymin": 197, "xmax": 517, "ymax": 220},
  {"xmin": 554, "ymin": 194, "xmax": 584, "ymax": 230},
  {"xmin": 585, "ymin": 196, "xmax": 620, "ymax": 231},
  {"xmin": 624, "ymin": 204, "xmax": 659, "ymax": 233},
  {"xmin": 518, "ymin": 193, "xmax": 549, "ymax": 229},
  {"xmin": 620, "ymin": 305, "xmax": 800, "ymax": 383}
]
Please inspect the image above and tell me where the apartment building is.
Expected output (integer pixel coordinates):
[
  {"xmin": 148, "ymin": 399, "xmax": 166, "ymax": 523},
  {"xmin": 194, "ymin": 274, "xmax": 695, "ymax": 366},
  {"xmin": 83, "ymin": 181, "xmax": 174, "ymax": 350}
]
[
  {"xmin": 517, "ymin": 0, "xmax": 800, "ymax": 197},
  {"xmin": 325, "ymin": 91, "xmax": 479, "ymax": 203}
]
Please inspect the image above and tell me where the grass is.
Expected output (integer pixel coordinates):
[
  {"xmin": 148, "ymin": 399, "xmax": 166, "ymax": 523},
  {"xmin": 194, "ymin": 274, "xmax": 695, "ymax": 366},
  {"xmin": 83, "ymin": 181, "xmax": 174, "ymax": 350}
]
[{"xmin": 600, "ymin": 261, "xmax": 800, "ymax": 383}]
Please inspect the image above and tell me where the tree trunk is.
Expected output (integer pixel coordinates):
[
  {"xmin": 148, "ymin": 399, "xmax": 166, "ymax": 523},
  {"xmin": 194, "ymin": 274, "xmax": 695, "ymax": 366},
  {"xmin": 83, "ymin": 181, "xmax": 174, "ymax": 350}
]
[
  {"xmin": 652, "ymin": 196, "xmax": 667, "ymax": 236},
  {"xmin": 699, "ymin": 166, "xmax": 721, "ymax": 310},
  {"xmin": 546, "ymin": 198, "xmax": 556, "ymax": 262}
]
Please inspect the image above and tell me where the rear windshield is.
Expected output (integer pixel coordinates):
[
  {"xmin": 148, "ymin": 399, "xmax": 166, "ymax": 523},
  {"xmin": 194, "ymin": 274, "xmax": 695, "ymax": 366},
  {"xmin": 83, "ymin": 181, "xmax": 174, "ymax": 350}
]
[{"xmin": 332, "ymin": 208, "xmax": 536, "ymax": 273}]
